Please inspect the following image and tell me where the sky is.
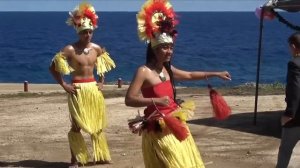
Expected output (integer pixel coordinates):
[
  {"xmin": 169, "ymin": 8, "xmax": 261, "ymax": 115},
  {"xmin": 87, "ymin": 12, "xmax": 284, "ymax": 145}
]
[{"xmin": 0, "ymin": 0, "xmax": 266, "ymax": 12}]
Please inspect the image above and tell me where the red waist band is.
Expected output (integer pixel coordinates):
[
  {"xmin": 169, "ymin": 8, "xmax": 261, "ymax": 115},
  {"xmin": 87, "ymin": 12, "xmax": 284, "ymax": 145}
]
[{"xmin": 72, "ymin": 78, "xmax": 96, "ymax": 83}]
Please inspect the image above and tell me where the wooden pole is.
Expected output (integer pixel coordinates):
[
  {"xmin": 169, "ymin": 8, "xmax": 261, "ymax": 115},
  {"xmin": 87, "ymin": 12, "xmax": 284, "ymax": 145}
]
[{"xmin": 254, "ymin": 8, "xmax": 265, "ymax": 125}]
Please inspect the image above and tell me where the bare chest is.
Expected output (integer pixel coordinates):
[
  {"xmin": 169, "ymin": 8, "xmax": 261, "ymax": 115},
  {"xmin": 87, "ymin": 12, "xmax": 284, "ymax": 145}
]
[{"xmin": 70, "ymin": 51, "xmax": 97, "ymax": 67}]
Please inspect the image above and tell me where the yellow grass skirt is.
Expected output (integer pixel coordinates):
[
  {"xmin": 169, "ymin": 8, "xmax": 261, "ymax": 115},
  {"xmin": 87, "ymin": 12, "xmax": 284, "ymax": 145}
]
[
  {"xmin": 142, "ymin": 101, "xmax": 205, "ymax": 168},
  {"xmin": 142, "ymin": 128, "xmax": 205, "ymax": 168},
  {"xmin": 68, "ymin": 81, "xmax": 111, "ymax": 163}
]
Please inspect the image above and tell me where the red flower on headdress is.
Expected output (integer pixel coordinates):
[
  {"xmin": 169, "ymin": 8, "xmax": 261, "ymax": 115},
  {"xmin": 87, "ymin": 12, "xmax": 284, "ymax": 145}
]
[
  {"xmin": 66, "ymin": 2, "xmax": 99, "ymax": 29},
  {"xmin": 157, "ymin": 17, "xmax": 178, "ymax": 37},
  {"xmin": 137, "ymin": 0, "xmax": 178, "ymax": 41},
  {"xmin": 84, "ymin": 8, "xmax": 98, "ymax": 28},
  {"xmin": 144, "ymin": 0, "xmax": 177, "ymax": 38}
]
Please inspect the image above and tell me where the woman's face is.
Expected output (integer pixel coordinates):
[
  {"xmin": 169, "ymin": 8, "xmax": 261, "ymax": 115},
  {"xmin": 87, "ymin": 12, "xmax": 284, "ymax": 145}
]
[{"xmin": 153, "ymin": 43, "xmax": 174, "ymax": 63}]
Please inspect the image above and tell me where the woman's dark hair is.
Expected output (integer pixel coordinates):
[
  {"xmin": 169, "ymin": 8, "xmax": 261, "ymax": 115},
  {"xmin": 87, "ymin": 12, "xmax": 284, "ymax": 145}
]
[
  {"xmin": 146, "ymin": 43, "xmax": 177, "ymax": 102},
  {"xmin": 163, "ymin": 61, "xmax": 177, "ymax": 101},
  {"xmin": 288, "ymin": 32, "xmax": 300, "ymax": 49},
  {"xmin": 146, "ymin": 43, "xmax": 155, "ymax": 64}
]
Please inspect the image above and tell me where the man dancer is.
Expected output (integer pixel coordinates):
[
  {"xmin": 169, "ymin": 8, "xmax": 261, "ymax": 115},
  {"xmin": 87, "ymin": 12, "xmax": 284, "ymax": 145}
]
[{"xmin": 49, "ymin": 2, "xmax": 115, "ymax": 167}]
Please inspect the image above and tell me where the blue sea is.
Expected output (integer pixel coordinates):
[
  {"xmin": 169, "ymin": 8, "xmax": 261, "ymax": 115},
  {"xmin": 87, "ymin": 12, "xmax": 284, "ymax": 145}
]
[{"xmin": 0, "ymin": 12, "xmax": 298, "ymax": 87}]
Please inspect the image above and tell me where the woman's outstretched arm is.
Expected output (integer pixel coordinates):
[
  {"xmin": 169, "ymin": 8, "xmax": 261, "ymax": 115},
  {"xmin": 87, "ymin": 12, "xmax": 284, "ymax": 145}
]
[{"xmin": 171, "ymin": 65, "xmax": 231, "ymax": 81}]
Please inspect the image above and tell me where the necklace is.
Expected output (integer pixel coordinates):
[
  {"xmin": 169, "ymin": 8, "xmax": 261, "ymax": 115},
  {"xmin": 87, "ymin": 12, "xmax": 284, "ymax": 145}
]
[
  {"xmin": 158, "ymin": 71, "xmax": 166, "ymax": 82},
  {"xmin": 83, "ymin": 48, "xmax": 91, "ymax": 55}
]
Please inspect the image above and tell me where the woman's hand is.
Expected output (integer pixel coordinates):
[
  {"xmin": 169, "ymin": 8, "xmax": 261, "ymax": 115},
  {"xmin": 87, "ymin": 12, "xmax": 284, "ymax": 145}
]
[
  {"xmin": 154, "ymin": 96, "xmax": 170, "ymax": 106},
  {"xmin": 62, "ymin": 83, "xmax": 76, "ymax": 94},
  {"xmin": 218, "ymin": 71, "xmax": 231, "ymax": 81}
]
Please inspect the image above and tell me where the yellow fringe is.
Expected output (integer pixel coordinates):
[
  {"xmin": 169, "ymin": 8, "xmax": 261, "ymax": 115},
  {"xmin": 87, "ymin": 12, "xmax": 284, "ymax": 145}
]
[
  {"xmin": 142, "ymin": 100, "xmax": 204, "ymax": 167},
  {"xmin": 142, "ymin": 128, "xmax": 205, "ymax": 168},
  {"xmin": 52, "ymin": 52, "xmax": 74, "ymax": 75},
  {"xmin": 91, "ymin": 132, "xmax": 111, "ymax": 162},
  {"xmin": 68, "ymin": 131, "xmax": 89, "ymax": 165},
  {"xmin": 96, "ymin": 52, "xmax": 116, "ymax": 77},
  {"xmin": 158, "ymin": 118, "xmax": 166, "ymax": 130},
  {"xmin": 156, "ymin": 100, "xmax": 196, "ymax": 132},
  {"xmin": 68, "ymin": 82, "xmax": 107, "ymax": 134},
  {"xmin": 172, "ymin": 100, "xmax": 195, "ymax": 122},
  {"xmin": 68, "ymin": 82, "xmax": 111, "ymax": 163},
  {"xmin": 180, "ymin": 100, "xmax": 196, "ymax": 112}
]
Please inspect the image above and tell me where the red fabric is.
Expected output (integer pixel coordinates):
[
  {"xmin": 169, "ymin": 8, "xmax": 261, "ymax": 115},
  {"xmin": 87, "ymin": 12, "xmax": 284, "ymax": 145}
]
[
  {"xmin": 209, "ymin": 88, "xmax": 231, "ymax": 120},
  {"xmin": 163, "ymin": 116, "xmax": 189, "ymax": 141},
  {"xmin": 141, "ymin": 80, "xmax": 188, "ymax": 141},
  {"xmin": 141, "ymin": 80, "xmax": 178, "ymax": 118},
  {"xmin": 72, "ymin": 78, "xmax": 96, "ymax": 83}
]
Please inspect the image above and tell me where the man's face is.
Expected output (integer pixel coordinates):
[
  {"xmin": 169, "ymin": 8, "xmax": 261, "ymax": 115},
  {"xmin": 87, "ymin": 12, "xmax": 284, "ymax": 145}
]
[{"xmin": 78, "ymin": 29, "xmax": 93, "ymax": 42}]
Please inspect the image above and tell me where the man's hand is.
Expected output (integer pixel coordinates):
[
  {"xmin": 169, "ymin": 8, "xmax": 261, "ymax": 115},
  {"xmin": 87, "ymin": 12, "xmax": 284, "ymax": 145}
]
[
  {"xmin": 62, "ymin": 83, "xmax": 76, "ymax": 94},
  {"xmin": 97, "ymin": 75, "xmax": 105, "ymax": 91},
  {"xmin": 97, "ymin": 82, "xmax": 104, "ymax": 91}
]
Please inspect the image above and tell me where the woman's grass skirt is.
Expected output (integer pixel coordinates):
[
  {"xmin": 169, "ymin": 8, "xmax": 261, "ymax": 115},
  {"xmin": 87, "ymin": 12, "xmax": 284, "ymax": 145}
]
[
  {"xmin": 142, "ymin": 102, "xmax": 205, "ymax": 168},
  {"xmin": 67, "ymin": 81, "xmax": 111, "ymax": 164},
  {"xmin": 142, "ymin": 127, "xmax": 205, "ymax": 168}
]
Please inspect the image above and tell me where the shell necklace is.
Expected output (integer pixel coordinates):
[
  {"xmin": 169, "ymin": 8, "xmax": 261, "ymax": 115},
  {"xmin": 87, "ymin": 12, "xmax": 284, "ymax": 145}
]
[
  {"xmin": 83, "ymin": 48, "xmax": 91, "ymax": 55},
  {"xmin": 150, "ymin": 63, "xmax": 166, "ymax": 82},
  {"xmin": 158, "ymin": 71, "xmax": 166, "ymax": 82}
]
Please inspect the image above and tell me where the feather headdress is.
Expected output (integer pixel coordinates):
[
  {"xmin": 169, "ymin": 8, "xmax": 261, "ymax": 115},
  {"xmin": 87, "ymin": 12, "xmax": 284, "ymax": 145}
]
[
  {"xmin": 66, "ymin": 2, "xmax": 99, "ymax": 33},
  {"xmin": 137, "ymin": 0, "xmax": 178, "ymax": 47}
]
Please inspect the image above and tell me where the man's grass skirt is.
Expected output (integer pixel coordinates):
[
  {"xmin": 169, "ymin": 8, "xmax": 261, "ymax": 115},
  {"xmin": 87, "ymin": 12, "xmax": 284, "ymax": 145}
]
[{"xmin": 68, "ymin": 81, "xmax": 111, "ymax": 164}]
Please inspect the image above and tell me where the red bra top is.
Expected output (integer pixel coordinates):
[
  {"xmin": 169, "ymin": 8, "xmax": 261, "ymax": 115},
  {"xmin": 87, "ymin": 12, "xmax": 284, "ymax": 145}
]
[{"xmin": 141, "ymin": 80, "xmax": 178, "ymax": 118}]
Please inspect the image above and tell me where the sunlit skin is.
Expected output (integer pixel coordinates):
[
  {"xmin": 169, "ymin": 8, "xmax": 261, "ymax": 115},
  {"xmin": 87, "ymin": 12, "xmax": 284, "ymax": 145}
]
[
  {"xmin": 49, "ymin": 27, "xmax": 108, "ymax": 165},
  {"xmin": 125, "ymin": 42, "xmax": 231, "ymax": 108},
  {"xmin": 153, "ymin": 43, "xmax": 174, "ymax": 64},
  {"xmin": 49, "ymin": 29, "xmax": 104, "ymax": 94}
]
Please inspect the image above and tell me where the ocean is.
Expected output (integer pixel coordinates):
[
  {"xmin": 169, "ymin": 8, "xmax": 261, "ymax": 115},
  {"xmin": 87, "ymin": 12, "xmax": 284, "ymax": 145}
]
[{"xmin": 0, "ymin": 12, "xmax": 298, "ymax": 87}]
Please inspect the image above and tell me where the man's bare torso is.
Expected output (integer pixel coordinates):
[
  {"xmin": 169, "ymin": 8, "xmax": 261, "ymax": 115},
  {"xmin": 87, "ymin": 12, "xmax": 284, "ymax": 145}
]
[{"xmin": 66, "ymin": 43, "xmax": 100, "ymax": 80}]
